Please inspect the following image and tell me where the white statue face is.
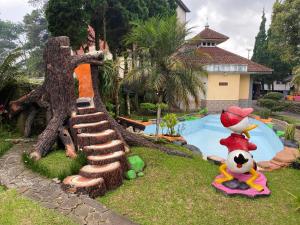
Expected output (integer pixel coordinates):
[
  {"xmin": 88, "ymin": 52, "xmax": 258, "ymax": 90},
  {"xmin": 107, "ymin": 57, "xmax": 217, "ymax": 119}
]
[
  {"xmin": 226, "ymin": 150, "xmax": 254, "ymax": 174},
  {"xmin": 228, "ymin": 117, "xmax": 249, "ymax": 133}
]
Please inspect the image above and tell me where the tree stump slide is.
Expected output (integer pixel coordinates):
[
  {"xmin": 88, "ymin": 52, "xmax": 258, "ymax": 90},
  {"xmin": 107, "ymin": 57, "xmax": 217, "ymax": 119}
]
[{"xmin": 9, "ymin": 36, "xmax": 190, "ymax": 197}]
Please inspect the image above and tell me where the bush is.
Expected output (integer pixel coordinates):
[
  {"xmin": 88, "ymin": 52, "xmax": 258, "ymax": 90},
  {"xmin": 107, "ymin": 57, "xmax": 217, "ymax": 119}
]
[
  {"xmin": 285, "ymin": 102, "xmax": 300, "ymax": 114},
  {"xmin": 263, "ymin": 92, "xmax": 284, "ymax": 100},
  {"xmin": 142, "ymin": 117, "xmax": 149, "ymax": 122},
  {"xmin": 258, "ymin": 108, "xmax": 272, "ymax": 119},
  {"xmin": 258, "ymin": 92, "xmax": 287, "ymax": 112},
  {"xmin": 160, "ymin": 113, "xmax": 178, "ymax": 136},
  {"xmin": 285, "ymin": 124, "xmax": 296, "ymax": 141},
  {"xmin": 258, "ymin": 98, "xmax": 286, "ymax": 112},
  {"xmin": 140, "ymin": 103, "xmax": 156, "ymax": 111}
]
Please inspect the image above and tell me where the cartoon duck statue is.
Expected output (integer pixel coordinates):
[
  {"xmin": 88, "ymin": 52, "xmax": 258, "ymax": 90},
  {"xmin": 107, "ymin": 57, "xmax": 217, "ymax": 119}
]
[{"xmin": 212, "ymin": 106, "xmax": 271, "ymax": 197}]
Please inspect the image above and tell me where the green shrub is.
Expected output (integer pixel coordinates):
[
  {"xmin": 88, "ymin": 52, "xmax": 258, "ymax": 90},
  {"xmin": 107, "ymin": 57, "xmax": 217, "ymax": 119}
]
[
  {"xmin": 156, "ymin": 103, "xmax": 168, "ymax": 111},
  {"xmin": 140, "ymin": 103, "xmax": 156, "ymax": 111},
  {"xmin": 142, "ymin": 117, "xmax": 149, "ymax": 122},
  {"xmin": 263, "ymin": 92, "xmax": 284, "ymax": 100},
  {"xmin": 258, "ymin": 99, "xmax": 286, "ymax": 112},
  {"xmin": 199, "ymin": 108, "xmax": 208, "ymax": 115},
  {"xmin": 285, "ymin": 124, "xmax": 296, "ymax": 141},
  {"xmin": 160, "ymin": 113, "xmax": 178, "ymax": 136},
  {"xmin": 258, "ymin": 108, "xmax": 272, "ymax": 119},
  {"xmin": 258, "ymin": 92, "xmax": 287, "ymax": 112},
  {"xmin": 286, "ymin": 102, "xmax": 300, "ymax": 114}
]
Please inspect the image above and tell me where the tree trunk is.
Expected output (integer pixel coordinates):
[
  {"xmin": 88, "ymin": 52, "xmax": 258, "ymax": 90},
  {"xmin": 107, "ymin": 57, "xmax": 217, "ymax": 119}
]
[
  {"xmin": 155, "ymin": 94, "xmax": 163, "ymax": 137},
  {"xmin": 24, "ymin": 106, "xmax": 38, "ymax": 138},
  {"xmin": 115, "ymin": 78, "xmax": 121, "ymax": 117},
  {"xmin": 126, "ymin": 93, "xmax": 131, "ymax": 116},
  {"xmin": 9, "ymin": 36, "xmax": 104, "ymax": 160}
]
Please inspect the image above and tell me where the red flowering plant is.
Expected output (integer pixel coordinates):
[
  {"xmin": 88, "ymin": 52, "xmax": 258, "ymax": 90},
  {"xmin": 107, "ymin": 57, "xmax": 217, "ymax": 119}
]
[{"xmin": 0, "ymin": 105, "xmax": 7, "ymax": 129}]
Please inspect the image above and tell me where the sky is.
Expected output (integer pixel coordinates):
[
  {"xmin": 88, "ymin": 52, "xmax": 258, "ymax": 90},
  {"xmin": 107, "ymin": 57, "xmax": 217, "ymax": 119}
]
[{"xmin": 0, "ymin": 0, "xmax": 276, "ymax": 58}]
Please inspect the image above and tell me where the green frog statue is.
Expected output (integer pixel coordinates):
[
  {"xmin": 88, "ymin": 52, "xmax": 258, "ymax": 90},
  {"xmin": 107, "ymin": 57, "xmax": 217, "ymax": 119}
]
[{"xmin": 125, "ymin": 155, "xmax": 145, "ymax": 180}]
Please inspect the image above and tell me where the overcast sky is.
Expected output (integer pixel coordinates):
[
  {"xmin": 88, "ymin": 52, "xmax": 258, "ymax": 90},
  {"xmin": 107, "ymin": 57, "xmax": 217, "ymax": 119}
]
[{"xmin": 0, "ymin": 0, "xmax": 275, "ymax": 58}]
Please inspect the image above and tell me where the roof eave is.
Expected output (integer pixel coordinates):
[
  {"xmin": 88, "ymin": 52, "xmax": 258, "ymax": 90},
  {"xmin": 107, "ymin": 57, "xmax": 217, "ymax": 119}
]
[
  {"xmin": 247, "ymin": 71, "xmax": 273, "ymax": 74},
  {"xmin": 176, "ymin": 0, "xmax": 191, "ymax": 12}
]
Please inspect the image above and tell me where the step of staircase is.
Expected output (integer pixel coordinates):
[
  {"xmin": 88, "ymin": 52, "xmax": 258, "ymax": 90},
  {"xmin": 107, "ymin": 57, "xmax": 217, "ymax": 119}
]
[
  {"xmin": 87, "ymin": 151, "xmax": 128, "ymax": 171},
  {"xmin": 77, "ymin": 106, "xmax": 97, "ymax": 115},
  {"xmin": 62, "ymin": 175, "xmax": 106, "ymax": 198},
  {"xmin": 77, "ymin": 129, "xmax": 117, "ymax": 147},
  {"xmin": 83, "ymin": 140, "xmax": 125, "ymax": 155},
  {"xmin": 73, "ymin": 120, "xmax": 110, "ymax": 134},
  {"xmin": 70, "ymin": 112, "xmax": 107, "ymax": 125},
  {"xmin": 79, "ymin": 162, "xmax": 123, "ymax": 190}
]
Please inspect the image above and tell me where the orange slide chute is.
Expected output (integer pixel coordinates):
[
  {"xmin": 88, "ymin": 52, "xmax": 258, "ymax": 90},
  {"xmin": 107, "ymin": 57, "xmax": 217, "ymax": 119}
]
[{"xmin": 74, "ymin": 64, "xmax": 94, "ymax": 98}]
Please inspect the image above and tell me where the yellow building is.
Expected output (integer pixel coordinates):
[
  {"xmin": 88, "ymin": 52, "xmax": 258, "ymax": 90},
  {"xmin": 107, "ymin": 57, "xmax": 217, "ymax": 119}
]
[{"xmin": 189, "ymin": 25, "xmax": 272, "ymax": 112}]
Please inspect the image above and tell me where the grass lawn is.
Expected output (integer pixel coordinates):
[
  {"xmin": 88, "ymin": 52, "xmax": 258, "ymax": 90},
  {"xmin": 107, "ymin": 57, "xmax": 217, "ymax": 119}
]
[
  {"xmin": 273, "ymin": 114, "xmax": 300, "ymax": 125},
  {"xmin": 0, "ymin": 187, "xmax": 77, "ymax": 225},
  {"xmin": 99, "ymin": 146, "xmax": 300, "ymax": 225},
  {"xmin": 0, "ymin": 127, "xmax": 18, "ymax": 157},
  {"xmin": 23, "ymin": 149, "xmax": 86, "ymax": 181}
]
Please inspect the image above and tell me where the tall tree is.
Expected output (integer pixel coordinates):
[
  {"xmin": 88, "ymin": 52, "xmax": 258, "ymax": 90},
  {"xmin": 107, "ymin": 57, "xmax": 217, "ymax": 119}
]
[
  {"xmin": 46, "ymin": 0, "xmax": 88, "ymax": 49},
  {"xmin": 125, "ymin": 16, "xmax": 206, "ymax": 136},
  {"xmin": 0, "ymin": 19, "xmax": 23, "ymax": 61},
  {"xmin": 23, "ymin": 6, "xmax": 49, "ymax": 77},
  {"xmin": 252, "ymin": 10, "xmax": 268, "ymax": 65},
  {"xmin": 268, "ymin": 0, "xmax": 300, "ymax": 66},
  {"xmin": 251, "ymin": 10, "xmax": 272, "ymax": 90}
]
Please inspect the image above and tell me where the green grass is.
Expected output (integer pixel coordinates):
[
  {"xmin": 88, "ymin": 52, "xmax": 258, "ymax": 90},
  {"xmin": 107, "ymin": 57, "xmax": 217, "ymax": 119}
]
[
  {"xmin": 99, "ymin": 146, "xmax": 300, "ymax": 225},
  {"xmin": 23, "ymin": 150, "xmax": 87, "ymax": 181},
  {"xmin": 273, "ymin": 114, "xmax": 300, "ymax": 125},
  {"xmin": 0, "ymin": 127, "xmax": 19, "ymax": 157},
  {"xmin": 0, "ymin": 188, "xmax": 77, "ymax": 225}
]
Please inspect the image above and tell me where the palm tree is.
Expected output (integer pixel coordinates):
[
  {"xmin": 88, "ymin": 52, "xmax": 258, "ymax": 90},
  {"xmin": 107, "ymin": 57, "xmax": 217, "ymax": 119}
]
[
  {"xmin": 0, "ymin": 48, "xmax": 24, "ymax": 92},
  {"xmin": 291, "ymin": 66, "xmax": 300, "ymax": 94},
  {"xmin": 125, "ymin": 15, "xmax": 207, "ymax": 136}
]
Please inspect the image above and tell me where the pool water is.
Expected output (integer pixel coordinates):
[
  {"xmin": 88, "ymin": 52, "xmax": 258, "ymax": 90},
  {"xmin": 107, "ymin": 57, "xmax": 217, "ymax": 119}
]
[{"xmin": 144, "ymin": 114, "xmax": 284, "ymax": 162}]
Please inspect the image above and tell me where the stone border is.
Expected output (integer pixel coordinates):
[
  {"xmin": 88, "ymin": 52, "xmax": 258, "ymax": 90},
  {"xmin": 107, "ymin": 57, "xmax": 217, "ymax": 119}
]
[{"xmin": 0, "ymin": 142, "xmax": 136, "ymax": 225}]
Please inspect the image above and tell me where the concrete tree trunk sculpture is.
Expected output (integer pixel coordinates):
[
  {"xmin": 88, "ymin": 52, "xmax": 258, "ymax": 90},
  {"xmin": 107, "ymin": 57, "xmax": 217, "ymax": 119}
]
[{"xmin": 9, "ymin": 36, "xmax": 188, "ymax": 161}]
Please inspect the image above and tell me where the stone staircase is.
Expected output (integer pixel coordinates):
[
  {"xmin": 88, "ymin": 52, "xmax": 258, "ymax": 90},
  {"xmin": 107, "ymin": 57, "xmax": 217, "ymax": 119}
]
[{"xmin": 62, "ymin": 98, "xmax": 128, "ymax": 198}]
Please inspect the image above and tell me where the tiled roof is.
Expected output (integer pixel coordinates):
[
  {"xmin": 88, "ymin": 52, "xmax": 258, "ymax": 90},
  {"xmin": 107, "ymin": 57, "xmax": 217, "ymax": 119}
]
[
  {"xmin": 192, "ymin": 27, "xmax": 229, "ymax": 44},
  {"xmin": 183, "ymin": 46, "xmax": 273, "ymax": 73}
]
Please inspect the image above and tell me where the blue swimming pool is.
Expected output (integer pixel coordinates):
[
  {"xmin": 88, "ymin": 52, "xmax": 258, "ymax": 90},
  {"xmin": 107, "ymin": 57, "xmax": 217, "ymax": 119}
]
[{"xmin": 144, "ymin": 114, "xmax": 284, "ymax": 161}]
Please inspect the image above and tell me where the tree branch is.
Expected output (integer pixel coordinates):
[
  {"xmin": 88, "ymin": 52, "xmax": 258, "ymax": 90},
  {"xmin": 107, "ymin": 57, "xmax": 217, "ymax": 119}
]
[
  {"xmin": 58, "ymin": 126, "xmax": 77, "ymax": 159},
  {"xmin": 70, "ymin": 52, "xmax": 104, "ymax": 71}
]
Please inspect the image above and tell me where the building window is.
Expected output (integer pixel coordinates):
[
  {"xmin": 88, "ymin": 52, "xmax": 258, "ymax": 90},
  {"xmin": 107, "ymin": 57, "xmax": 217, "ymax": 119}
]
[
  {"xmin": 219, "ymin": 82, "xmax": 228, "ymax": 86},
  {"xmin": 207, "ymin": 42, "xmax": 211, "ymax": 46}
]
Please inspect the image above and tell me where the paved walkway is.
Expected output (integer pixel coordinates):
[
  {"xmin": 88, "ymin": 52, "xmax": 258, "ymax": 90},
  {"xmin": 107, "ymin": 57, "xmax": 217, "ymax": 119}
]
[{"xmin": 0, "ymin": 142, "xmax": 136, "ymax": 225}]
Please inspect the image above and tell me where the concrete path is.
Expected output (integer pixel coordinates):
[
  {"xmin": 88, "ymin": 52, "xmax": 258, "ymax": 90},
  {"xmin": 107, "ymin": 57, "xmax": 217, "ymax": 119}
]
[{"xmin": 0, "ymin": 142, "xmax": 136, "ymax": 225}]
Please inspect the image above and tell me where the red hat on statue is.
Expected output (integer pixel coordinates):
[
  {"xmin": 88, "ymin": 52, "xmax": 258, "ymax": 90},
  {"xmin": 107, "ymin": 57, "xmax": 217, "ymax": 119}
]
[{"xmin": 220, "ymin": 106, "xmax": 253, "ymax": 128}]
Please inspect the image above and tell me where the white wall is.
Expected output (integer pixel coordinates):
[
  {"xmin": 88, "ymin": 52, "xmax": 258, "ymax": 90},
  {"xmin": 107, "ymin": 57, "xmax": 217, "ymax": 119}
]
[
  {"xmin": 176, "ymin": 6, "xmax": 186, "ymax": 24},
  {"xmin": 263, "ymin": 81, "xmax": 291, "ymax": 91}
]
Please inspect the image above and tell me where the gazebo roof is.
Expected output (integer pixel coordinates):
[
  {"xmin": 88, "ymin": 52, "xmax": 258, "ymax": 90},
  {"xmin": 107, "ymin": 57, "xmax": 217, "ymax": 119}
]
[{"xmin": 192, "ymin": 26, "xmax": 229, "ymax": 44}]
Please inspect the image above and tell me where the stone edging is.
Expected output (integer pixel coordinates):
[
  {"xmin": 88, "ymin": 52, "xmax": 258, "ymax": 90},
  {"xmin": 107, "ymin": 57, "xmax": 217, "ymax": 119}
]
[{"xmin": 0, "ymin": 142, "xmax": 136, "ymax": 225}]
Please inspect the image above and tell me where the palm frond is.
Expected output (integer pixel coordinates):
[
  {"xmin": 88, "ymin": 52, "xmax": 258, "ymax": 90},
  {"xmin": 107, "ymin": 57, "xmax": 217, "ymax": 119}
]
[{"xmin": 0, "ymin": 48, "xmax": 24, "ymax": 91}]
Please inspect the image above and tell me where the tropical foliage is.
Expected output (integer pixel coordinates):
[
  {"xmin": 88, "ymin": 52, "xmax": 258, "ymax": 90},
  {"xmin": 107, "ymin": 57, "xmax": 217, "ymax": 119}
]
[
  {"xmin": 160, "ymin": 113, "xmax": 178, "ymax": 136},
  {"xmin": 291, "ymin": 66, "xmax": 300, "ymax": 92},
  {"xmin": 0, "ymin": 48, "xmax": 24, "ymax": 92},
  {"xmin": 125, "ymin": 15, "xmax": 206, "ymax": 135}
]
